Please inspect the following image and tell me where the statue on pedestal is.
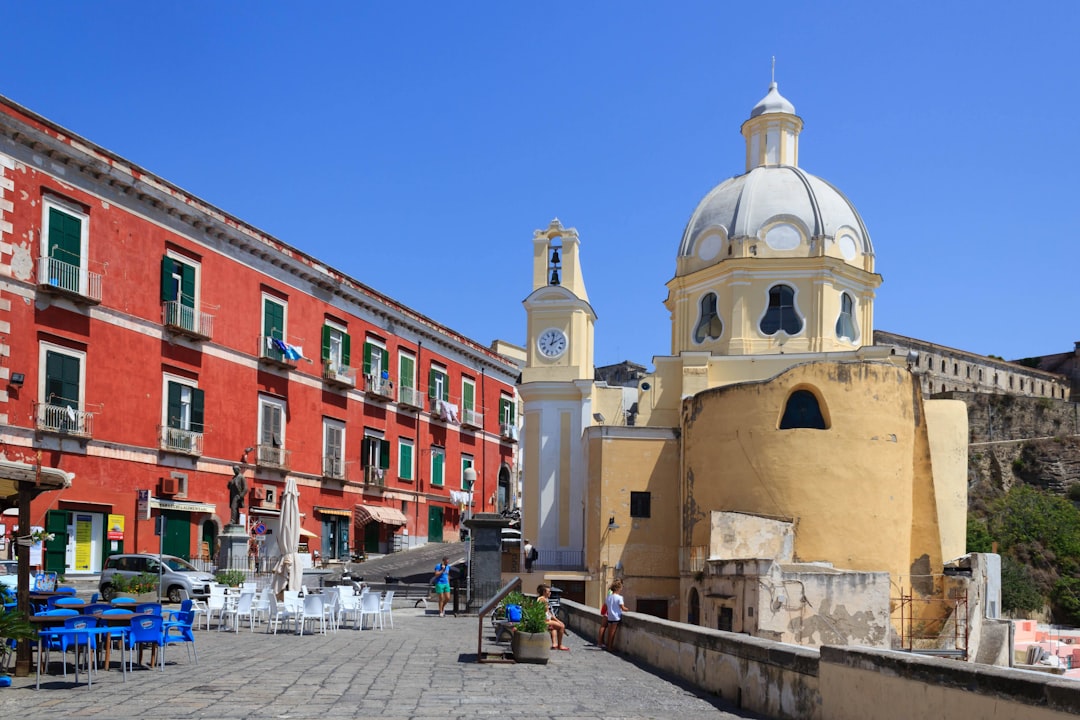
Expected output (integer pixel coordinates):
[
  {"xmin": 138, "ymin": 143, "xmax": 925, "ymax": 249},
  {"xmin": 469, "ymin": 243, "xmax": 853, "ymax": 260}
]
[{"xmin": 228, "ymin": 465, "xmax": 247, "ymax": 525}]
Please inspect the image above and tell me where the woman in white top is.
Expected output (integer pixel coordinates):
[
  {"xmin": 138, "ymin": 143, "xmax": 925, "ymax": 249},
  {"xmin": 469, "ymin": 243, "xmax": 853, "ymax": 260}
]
[{"xmin": 538, "ymin": 584, "xmax": 568, "ymax": 651}]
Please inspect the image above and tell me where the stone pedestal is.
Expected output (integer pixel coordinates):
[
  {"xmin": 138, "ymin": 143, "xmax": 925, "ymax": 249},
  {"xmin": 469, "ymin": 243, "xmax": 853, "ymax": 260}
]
[
  {"xmin": 217, "ymin": 524, "xmax": 249, "ymax": 571},
  {"xmin": 463, "ymin": 512, "xmax": 511, "ymax": 612}
]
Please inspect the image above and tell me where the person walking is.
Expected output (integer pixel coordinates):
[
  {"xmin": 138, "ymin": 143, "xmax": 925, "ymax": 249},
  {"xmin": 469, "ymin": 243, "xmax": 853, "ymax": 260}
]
[
  {"xmin": 602, "ymin": 579, "xmax": 627, "ymax": 651},
  {"xmin": 523, "ymin": 539, "xmax": 536, "ymax": 573},
  {"xmin": 432, "ymin": 556, "xmax": 452, "ymax": 617}
]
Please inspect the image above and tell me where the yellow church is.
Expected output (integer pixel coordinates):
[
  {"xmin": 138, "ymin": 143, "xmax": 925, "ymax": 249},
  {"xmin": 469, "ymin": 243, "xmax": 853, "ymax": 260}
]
[{"xmin": 519, "ymin": 81, "xmax": 991, "ymax": 651}]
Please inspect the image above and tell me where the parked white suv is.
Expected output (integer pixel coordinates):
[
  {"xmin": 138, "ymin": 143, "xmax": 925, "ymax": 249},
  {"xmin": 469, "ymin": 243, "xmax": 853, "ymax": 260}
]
[{"xmin": 99, "ymin": 554, "xmax": 214, "ymax": 602}]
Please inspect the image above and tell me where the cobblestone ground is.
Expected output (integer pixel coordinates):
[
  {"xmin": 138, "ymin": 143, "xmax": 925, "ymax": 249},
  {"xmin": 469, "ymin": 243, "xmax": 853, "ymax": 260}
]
[{"xmin": 0, "ymin": 606, "xmax": 763, "ymax": 720}]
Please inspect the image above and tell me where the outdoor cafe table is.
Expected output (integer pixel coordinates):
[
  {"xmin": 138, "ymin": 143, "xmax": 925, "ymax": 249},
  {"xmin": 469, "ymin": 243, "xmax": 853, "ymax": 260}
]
[{"xmin": 30, "ymin": 616, "xmax": 113, "ymax": 690}]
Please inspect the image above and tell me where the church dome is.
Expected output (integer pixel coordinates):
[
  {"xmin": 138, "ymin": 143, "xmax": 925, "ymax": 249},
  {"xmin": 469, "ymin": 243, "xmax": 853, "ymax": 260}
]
[{"xmin": 676, "ymin": 82, "xmax": 873, "ymax": 276}]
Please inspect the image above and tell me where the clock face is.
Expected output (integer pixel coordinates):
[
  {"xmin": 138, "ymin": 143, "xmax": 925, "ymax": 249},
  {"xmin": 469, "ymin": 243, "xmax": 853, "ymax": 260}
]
[{"xmin": 537, "ymin": 328, "xmax": 568, "ymax": 358}]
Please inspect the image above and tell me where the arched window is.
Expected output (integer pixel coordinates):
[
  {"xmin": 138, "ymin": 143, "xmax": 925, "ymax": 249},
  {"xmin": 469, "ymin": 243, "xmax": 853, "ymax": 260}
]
[
  {"xmin": 835, "ymin": 292, "xmax": 858, "ymax": 341},
  {"xmin": 779, "ymin": 389, "xmax": 827, "ymax": 429},
  {"xmin": 760, "ymin": 285, "xmax": 803, "ymax": 336},
  {"xmin": 693, "ymin": 292, "xmax": 723, "ymax": 343},
  {"xmin": 687, "ymin": 587, "xmax": 701, "ymax": 626}
]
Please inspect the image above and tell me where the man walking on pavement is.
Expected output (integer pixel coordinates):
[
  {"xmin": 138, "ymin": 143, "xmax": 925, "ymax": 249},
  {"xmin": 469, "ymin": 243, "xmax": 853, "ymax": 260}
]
[{"xmin": 432, "ymin": 556, "xmax": 452, "ymax": 617}]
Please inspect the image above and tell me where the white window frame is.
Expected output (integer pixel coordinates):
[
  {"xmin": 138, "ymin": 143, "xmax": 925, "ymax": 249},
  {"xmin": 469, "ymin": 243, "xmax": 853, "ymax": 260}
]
[
  {"xmin": 398, "ymin": 351, "xmax": 416, "ymax": 388},
  {"xmin": 365, "ymin": 337, "xmax": 387, "ymax": 379},
  {"xmin": 431, "ymin": 364, "xmax": 448, "ymax": 401},
  {"xmin": 164, "ymin": 250, "xmax": 202, "ymax": 309},
  {"xmin": 41, "ymin": 195, "xmax": 90, "ymax": 292},
  {"xmin": 461, "ymin": 377, "xmax": 476, "ymax": 412},
  {"xmin": 398, "ymin": 438, "xmax": 414, "ymax": 482},
  {"xmin": 323, "ymin": 417, "xmax": 345, "ymax": 478},
  {"xmin": 258, "ymin": 395, "xmax": 287, "ymax": 449},
  {"xmin": 261, "ymin": 293, "xmax": 288, "ymax": 343},
  {"xmin": 161, "ymin": 373, "xmax": 199, "ymax": 431},
  {"xmin": 430, "ymin": 447, "xmax": 445, "ymax": 487},
  {"xmin": 324, "ymin": 319, "xmax": 347, "ymax": 371},
  {"xmin": 38, "ymin": 341, "xmax": 86, "ymax": 411}
]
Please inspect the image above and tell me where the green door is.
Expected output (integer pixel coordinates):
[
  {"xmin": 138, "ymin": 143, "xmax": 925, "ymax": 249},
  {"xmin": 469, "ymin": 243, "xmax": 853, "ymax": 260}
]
[
  {"xmin": 45, "ymin": 350, "xmax": 80, "ymax": 430},
  {"xmin": 47, "ymin": 207, "xmax": 81, "ymax": 290},
  {"xmin": 428, "ymin": 506, "xmax": 444, "ymax": 543},
  {"xmin": 44, "ymin": 510, "xmax": 69, "ymax": 574},
  {"xmin": 161, "ymin": 510, "xmax": 191, "ymax": 559},
  {"xmin": 263, "ymin": 298, "xmax": 284, "ymax": 361},
  {"xmin": 363, "ymin": 522, "xmax": 380, "ymax": 553}
]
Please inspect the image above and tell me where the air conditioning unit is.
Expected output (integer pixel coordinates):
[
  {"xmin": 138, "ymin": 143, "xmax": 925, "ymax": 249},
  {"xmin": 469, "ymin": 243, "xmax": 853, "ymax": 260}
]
[{"xmin": 160, "ymin": 477, "xmax": 180, "ymax": 495}]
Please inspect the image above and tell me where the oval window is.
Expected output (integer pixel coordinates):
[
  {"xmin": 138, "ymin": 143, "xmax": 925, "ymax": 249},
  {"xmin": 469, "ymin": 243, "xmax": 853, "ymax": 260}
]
[{"xmin": 764, "ymin": 223, "xmax": 801, "ymax": 251}]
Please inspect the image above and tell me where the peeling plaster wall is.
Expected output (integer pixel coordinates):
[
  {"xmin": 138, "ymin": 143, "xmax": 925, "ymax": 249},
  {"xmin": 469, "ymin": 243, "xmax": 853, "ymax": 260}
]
[{"xmin": 710, "ymin": 510, "xmax": 795, "ymax": 561}]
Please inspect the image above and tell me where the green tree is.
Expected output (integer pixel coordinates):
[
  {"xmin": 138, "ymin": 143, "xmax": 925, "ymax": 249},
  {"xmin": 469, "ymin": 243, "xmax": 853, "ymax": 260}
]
[
  {"xmin": 966, "ymin": 517, "xmax": 993, "ymax": 553},
  {"xmin": 1000, "ymin": 557, "xmax": 1043, "ymax": 614}
]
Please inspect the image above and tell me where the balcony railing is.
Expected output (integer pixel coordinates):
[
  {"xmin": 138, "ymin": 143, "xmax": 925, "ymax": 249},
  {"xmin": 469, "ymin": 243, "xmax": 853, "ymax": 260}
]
[
  {"xmin": 162, "ymin": 301, "xmax": 214, "ymax": 340},
  {"xmin": 534, "ymin": 549, "xmax": 586, "ymax": 571},
  {"xmin": 323, "ymin": 363, "xmax": 356, "ymax": 388},
  {"xmin": 159, "ymin": 425, "xmax": 204, "ymax": 455},
  {"xmin": 461, "ymin": 407, "xmax": 483, "ymax": 429},
  {"xmin": 365, "ymin": 374, "xmax": 394, "ymax": 400},
  {"xmin": 500, "ymin": 423, "xmax": 518, "ymax": 441},
  {"xmin": 398, "ymin": 384, "xmax": 424, "ymax": 409},
  {"xmin": 37, "ymin": 256, "xmax": 102, "ymax": 304},
  {"xmin": 256, "ymin": 444, "xmax": 291, "ymax": 470},
  {"xmin": 323, "ymin": 456, "xmax": 346, "ymax": 480},
  {"xmin": 35, "ymin": 402, "xmax": 93, "ymax": 438},
  {"xmin": 680, "ymin": 545, "xmax": 708, "ymax": 574},
  {"xmin": 258, "ymin": 335, "xmax": 300, "ymax": 368},
  {"xmin": 430, "ymin": 396, "xmax": 459, "ymax": 423},
  {"xmin": 364, "ymin": 466, "xmax": 386, "ymax": 487}
]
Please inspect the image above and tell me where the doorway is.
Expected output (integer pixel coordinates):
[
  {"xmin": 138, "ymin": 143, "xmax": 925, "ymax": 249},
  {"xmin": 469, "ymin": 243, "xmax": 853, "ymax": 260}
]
[{"xmin": 428, "ymin": 506, "xmax": 444, "ymax": 543}]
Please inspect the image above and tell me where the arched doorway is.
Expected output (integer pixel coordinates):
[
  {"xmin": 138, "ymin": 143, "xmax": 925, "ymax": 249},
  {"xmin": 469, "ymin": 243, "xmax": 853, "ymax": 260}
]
[
  {"xmin": 201, "ymin": 519, "xmax": 217, "ymax": 564},
  {"xmin": 687, "ymin": 587, "xmax": 701, "ymax": 626},
  {"xmin": 497, "ymin": 464, "xmax": 511, "ymax": 513}
]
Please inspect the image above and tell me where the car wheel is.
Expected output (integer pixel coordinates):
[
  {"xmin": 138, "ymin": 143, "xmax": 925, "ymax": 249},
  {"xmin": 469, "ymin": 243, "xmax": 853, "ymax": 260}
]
[
  {"xmin": 167, "ymin": 586, "xmax": 183, "ymax": 603},
  {"xmin": 101, "ymin": 584, "xmax": 115, "ymax": 601}
]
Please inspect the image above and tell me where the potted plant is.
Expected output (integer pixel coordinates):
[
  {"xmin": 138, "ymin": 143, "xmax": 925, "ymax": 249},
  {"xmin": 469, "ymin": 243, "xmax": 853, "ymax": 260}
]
[
  {"xmin": 215, "ymin": 569, "xmax": 246, "ymax": 588},
  {"xmin": 510, "ymin": 595, "xmax": 551, "ymax": 664},
  {"xmin": 0, "ymin": 588, "xmax": 33, "ymax": 685}
]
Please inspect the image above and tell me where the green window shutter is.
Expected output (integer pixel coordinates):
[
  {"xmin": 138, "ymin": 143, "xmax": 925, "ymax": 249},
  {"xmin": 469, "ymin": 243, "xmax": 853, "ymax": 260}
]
[
  {"xmin": 321, "ymin": 326, "xmax": 332, "ymax": 362},
  {"xmin": 381, "ymin": 348, "xmax": 390, "ymax": 377},
  {"xmin": 441, "ymin": 373, "xmax": 449, "ymax": 401},
  {"xmin": 399, "ymin": 444, "xmax": 413, "ymax": 480},
  {"xmin": 263, "ymin": 299, "xmax": 284, "ymax": 340},
  {"xmin": 191, "ymin": 388, "xmax": 205, "ymax": 432},
  {"xmin": 428, "ymin": 368, "xmax": 437, "ymax": 398},
  {"xmin": 360, "ymin": 437, "xmax": 371, "ymax": 468},
  {"xmin": 341, "ymin": 333, "xmax": 351, "ymax": 366},
  {"xmin": 363, "ymin": 343, "xmax": 373, "ymax": 375},
  {"xmin": 179, "ymin": 263, "xmax": 196, "ymax": 308},
  {"xmin": 379, "ymin": 439, "xmax": 391, "ymax": 470},
  {"xmin": 463, "ymin": 383, "xmax": 474, "ymax": 411},
  {"xmin": 400, "ymin": 355, "xmax": 414, "ymax": 388},
  {"xmin": 161, "ymin": 256, "xmax": 178, "ymax": 301},
  {"xmin": 432, "ymin": 452, "xmax": 444, "ymax": 486},
  {"xmin": 48, "ymin": 207, "xmax": 81, "ymax": 265},
  {"xmin": 166, "ymin": 381, "xmax": 183, "ymax": 429},
  {"xmin": 45, "ymin": 351, "xmax": 79, "ymax": 409}
]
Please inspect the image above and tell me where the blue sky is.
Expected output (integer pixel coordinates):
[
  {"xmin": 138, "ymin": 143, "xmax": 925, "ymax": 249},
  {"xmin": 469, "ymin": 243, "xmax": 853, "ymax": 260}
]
[{"xmin": 5, "ymin": 3, "xmax": 1077, "ymax": 367}]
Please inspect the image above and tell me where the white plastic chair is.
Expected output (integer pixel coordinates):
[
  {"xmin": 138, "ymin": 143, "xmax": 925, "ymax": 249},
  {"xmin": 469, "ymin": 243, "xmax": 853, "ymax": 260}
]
[
  {"xmin": 251, "ymin": 587, "xmax": 272, "ymax": 627},
  {"xmin": 322, "ymin": 588, "xmax": 340, "ymax": 633},
  {"xmin": 265, "ymin": 595, "xmax": 287, "ymax": 635},
  {"xmin": 358, "ymin": 590, "xmax": 382, "ymax": 630},
  {"xmin": 337, "ymin": 586, "xmax": 359, "ymax": 629},
  {"xmin": 221, "ymin": 591, "xmax": 256, "ymax": 632},
  {"xmin": 379, "ymin": 589, "xmax": 395, "ymax": 629},
  {"xmin": 178, "ymin": 588, "xmax": 209, "ymax": 630},
  {"xmin": 282, "ymin": 591, "xmax": 304, "ymax": 634},
  {"xmin": 302, "ymin": 594, "xmax": 326, "ymax": 635},
  {"xmin": 206, "ymin": 585, "xmax": 228, "ymax": 630}
]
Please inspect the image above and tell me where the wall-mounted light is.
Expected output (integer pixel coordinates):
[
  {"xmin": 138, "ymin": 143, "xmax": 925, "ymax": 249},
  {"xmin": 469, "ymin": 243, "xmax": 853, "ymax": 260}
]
[
  {"xmin": 607, "ymin": 516, "xmax": 619, "ymax": 531},
  {"xmin": 9, "ymin": 372, "xmax": 24, "ymax": 387}
]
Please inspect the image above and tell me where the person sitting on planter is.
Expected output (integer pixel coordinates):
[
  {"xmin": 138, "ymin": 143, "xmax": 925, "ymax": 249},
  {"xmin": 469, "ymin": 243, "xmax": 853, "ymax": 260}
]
[{"xmin": 537, "ymin": 583, "xmax": 568, "ymax": 651}]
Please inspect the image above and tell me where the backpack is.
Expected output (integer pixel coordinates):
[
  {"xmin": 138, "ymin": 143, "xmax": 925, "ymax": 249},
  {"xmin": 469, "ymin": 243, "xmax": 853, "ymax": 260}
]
[{"xmin": 529, "ymin": 546, "xmax": 538, "ymax": 561}]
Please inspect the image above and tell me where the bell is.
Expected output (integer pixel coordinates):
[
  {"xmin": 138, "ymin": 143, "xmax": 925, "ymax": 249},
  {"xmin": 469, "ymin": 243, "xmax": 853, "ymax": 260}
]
[
  {"xmin": 549, "ymin": 269, "xmax": 560, "ymax": 286},
  {"xmin": 550, "ymin": 248, "xmax": 561, "ymax": 265}
]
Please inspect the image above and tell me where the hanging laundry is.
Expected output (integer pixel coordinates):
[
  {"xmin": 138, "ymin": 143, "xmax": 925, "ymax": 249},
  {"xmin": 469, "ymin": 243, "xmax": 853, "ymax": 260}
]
[
  {"xmin": 283, "ymin": 343, "xmax": 304, "ymax": 361},
  {"xmin": 65, "ymin": 405, "xmax": 77, "ymax": 422}
]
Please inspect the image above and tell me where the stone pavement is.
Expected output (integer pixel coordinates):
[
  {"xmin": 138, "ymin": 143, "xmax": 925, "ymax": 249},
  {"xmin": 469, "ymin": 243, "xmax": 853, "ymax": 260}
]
[{"xmin": 0, "ymin": 604, "xmax": 763, "ymax": 720}]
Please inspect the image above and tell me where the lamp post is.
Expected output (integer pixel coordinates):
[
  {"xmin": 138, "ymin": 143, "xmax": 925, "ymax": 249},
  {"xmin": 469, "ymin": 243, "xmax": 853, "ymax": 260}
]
[{"xmin": 604, "ymin": 515, "xmax": 620, "ymax": 587}]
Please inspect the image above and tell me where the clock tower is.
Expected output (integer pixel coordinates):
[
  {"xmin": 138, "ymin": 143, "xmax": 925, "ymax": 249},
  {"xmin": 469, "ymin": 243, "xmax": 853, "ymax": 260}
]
[{"xmin": 519, "ymin": 218, "xmax": 596, "ymax": 569}]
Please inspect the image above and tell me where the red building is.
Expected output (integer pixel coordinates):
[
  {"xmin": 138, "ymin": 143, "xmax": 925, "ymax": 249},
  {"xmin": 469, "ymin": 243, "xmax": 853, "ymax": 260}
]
[{"xmin": 0, "ymin": 95, "xmax": 519, "ymax": 575}]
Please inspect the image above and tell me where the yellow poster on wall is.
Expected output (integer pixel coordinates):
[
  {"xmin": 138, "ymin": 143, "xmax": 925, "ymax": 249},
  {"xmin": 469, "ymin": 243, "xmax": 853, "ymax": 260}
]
[
  {"xmin": 107, "ymin": 514, "xmax": 124, "ymax": 540},
  {"xmin": 74, "ymin": 515, "xmax": 92, "ymax": 571}
]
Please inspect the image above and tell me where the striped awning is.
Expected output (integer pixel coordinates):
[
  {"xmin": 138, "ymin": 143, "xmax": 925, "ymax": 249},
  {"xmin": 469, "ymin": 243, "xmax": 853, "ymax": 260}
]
[
  {"xmin": 354, "ymin": 504, "xmax": 407, "ymax": 527},
  {"xmin": 315, "ymin": 506, "xmax": 352, "ymax": 517}
]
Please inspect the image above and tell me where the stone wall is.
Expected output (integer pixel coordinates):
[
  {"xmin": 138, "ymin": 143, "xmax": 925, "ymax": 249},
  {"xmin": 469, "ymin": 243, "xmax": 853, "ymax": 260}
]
[{"xmin": 563, "ymin": 599, "xmax": 1080, "ymax": 720}]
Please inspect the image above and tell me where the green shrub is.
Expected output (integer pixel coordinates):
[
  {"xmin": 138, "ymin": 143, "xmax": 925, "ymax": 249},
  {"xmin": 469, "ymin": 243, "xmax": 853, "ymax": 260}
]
[
  {"xmin": 111, "ymin": 572, "xmax": 159, "ymax": 595},
  {"xmin": 215, "ymin": 569, "xmax": 247, "ymax": 587},
  {"xmin": 518, "ymin": 597, "xmax": 549, "ymax": 634}
]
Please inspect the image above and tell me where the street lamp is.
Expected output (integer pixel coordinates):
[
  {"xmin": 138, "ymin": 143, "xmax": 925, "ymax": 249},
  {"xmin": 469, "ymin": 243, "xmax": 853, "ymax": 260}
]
[{"xmin": 604, "ymin": 515, "xmax": 620, "ymax": 586}]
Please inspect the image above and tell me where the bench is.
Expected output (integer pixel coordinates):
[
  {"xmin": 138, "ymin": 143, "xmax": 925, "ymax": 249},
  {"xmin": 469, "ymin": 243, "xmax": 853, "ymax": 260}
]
[{"xmin": 366, "ymin": 582, "xmax": 432, "ymax": 609}]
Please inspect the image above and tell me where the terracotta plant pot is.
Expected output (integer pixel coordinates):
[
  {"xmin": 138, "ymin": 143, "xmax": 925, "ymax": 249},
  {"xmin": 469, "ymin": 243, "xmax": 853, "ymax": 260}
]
[{"xmin": 511, "ymin": 631, "xmax": 550, "ymax": 664}]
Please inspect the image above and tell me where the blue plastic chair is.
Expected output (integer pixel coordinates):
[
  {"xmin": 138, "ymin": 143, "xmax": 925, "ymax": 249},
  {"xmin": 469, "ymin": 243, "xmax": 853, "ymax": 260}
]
[
  {"xmin": 55, "ymin": 586, "xmax": 78, "ymax": 595},
  {"xmin": 59, "ymin": 615, "xmax": 99, "ymax": 676},
  {"xmin": 110, "ymin": 597, "xmax": 137, "ymax": 604},
  {"xmin": 135, "ymin": 602, "xmax": 163, "ymax": 616},
  {"xmin": 126, "ymin": 614, "xmax": 165, "ymax": 671},
  {"xmin": 83, "ymin": 603, "xmax": 114, "ymax": 616},
  {"xmin": 99, "ymin": 608, "xmax": 131, "ymax": 675},
  {"xmin": 164, "ymin": 609, "xmax": 198, "ymax": 665},
  {"xmin": 54, "ymin": 596, "xmax": 86, "ymax": 609}
]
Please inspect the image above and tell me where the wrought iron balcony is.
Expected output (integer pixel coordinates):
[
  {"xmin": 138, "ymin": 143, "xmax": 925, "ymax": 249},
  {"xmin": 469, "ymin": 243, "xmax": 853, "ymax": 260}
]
[
  {"xmin": 162, "ymin": 301, "xmax": 213, "ymax": 340},
  {"xmin": 365, "ymin": 374, "xmax": 394, "ymax": 400},
  {"xmin": 500, "ymin": 423, "xmax": 518, "ymax": 441},
  {"xmin": 398, "ymin": 384, "xmax": 424, "ymax": 409},
  {"xmin": 322, "ymin": 363, "xmax": 356, "ymax": 388},
  {"xmin": 158, "ymin": 425, "xmax": 204, "ymax": 455},
  {"xmin": 256, "ymin": 443, "xmax": 291, "ymax": 470},
  {"xmin": 37, "ymin": 256, "xmax": 102, "ymax": 304},
  {"xmin": 258, "ymin": 335, "xmax": 300, "ymax": 368},
  {"xmin": 323, "ymin": 456, "xmax": 346, "ymax": 480},
  {"xmin": 364, "ymin": 466, "xmax": 386, "ymax": 487},
  {"xmin": 35, "ymin": 402, "xmax": 93, "ymax": 438},
  {"xmin": 461, "ymin": 407, "xmax": 483, "ymax": 429}
]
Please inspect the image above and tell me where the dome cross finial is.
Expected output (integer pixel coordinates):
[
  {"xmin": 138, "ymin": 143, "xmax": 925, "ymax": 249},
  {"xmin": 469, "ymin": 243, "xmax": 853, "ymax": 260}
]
[{"xmin": 771, "ymin": 56, "xmax": 775, "ymax": 84}]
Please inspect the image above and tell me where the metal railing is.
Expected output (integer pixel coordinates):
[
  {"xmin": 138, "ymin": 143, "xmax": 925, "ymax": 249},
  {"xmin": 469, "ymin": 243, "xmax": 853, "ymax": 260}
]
[
  {"xmin": 461, "ymin": 408, "xmax": 483, "ymax": 428},
  {"xmin": 398, "ymin": 384, "xmax": 423, "ymax": 408},
  {"xmin": 365, "ymin": 374, "xmax": 394, "ymax": 398},
  {"xmin": 159, "ymin": 425, "xmax": 204, "ymax": 455},
  {"xmin": 534, "ymin": 549, "xmax": 585, "ymax": 571},
  {"xmin": 37, "ymin": 256, "xmax": 102, "ymax": 303},
  {"xmin": 35, "ymin": 402, "xmax": 93, "ymax": 437},
  {"xmin": 499, "ymin": 423, "xmax": 518, "ymax": 441},
  {"xmin": 162, "ymin": 301, "xmax": 214, "ymax": 339},
  {"xmin": 680, "ymin": 545, "xmax": 707, "ymax": 574},
  {"xmin": 256, "ymin": 444, "xmax": 291, "ymax": 469},
  {"xmin": 323, "ymin": 456, "xmax": 345, "ymax": 480},
  {"xmin": 258, "ymin": 335, "xmax": 300, "ymax": 366},
  {"xmin": 322, "ymin": 363, "xmax": 356, "ymax": 387},
  {"xmin": 364, "ymin": 466, "xmax": 387, "ymax": 487}
]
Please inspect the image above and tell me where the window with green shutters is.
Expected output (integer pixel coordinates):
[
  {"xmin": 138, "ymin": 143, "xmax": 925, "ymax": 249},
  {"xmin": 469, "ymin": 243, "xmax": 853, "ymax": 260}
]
[
  {"xmin": 262, "ymin": 297, "xmax": 286, "ymax": 361},
  {"xmin": 430, "ymin": 448, "xmax": 445, "ymax": 487},
  {"xmin": 461, "ymin": 455, "xmax": 474, "ymax": 490},
  {"xmin": 499, "ymin": 396, "xmax": 515, "ymax": 425},
  {"xmin": 398, "ymin": 439, "xmax": 414, "ymax": 481},
  {"xmin": 462, "ymin": 380, "xmax": 475, "ymax": 412},
  {"xmin": 361, "ymin": 436, "xmax": 391, "ymax": 469},
  {"xmin": 428, "ymin": 366, "xmax": 449, "ymax": 401},
  {"xmin": 41, "ymin": 198, "xmax": 89, "ymax": 295},
  {"xmin": 166, "ymin": 381, "xmax": 204, "ymax": 432},
  {"xmin": 321, "ymin": 325, "xmax": 351, "ymax": 369},
  {"xmin": 161, "ymin": 256, "xmax": 199, "ymax": 331},
  {"xmin": 45, "ymin": 350, "xmax": 80, "ymax": 411},
  {"xmin": 363, "ymin": 341, "xmax": 389, "ymax": 379},
  {"xmin": 399, "ymin": 354, "xmax": 415, "ymax": 388}
]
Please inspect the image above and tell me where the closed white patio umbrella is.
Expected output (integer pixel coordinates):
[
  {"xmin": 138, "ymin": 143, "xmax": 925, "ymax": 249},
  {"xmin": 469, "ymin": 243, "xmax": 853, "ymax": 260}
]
[{"xmin": 271, "ymin": 477, "xmax": 302, "ymax": 595}]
